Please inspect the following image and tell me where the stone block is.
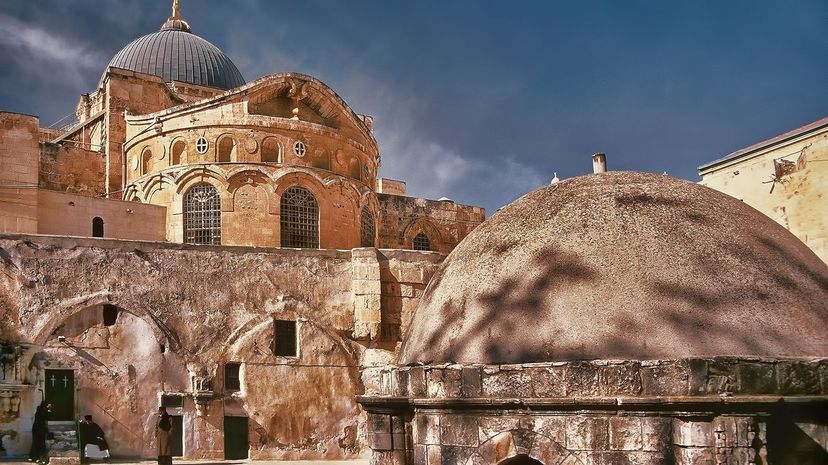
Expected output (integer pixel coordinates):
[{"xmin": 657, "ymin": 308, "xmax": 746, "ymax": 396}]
[
  {"xmin": 415, "ymin": 414, "xmax": 441, "ymax": 445},
  {"xmin": 371, "ymin": 432, "xmax": 393, "ymax": 450},
  {"xmin": 640, "ymin": 360, "xmax": 689, "ymax": 396},
  {"xmin": 479, "ymin": 416, "xmax": 520, "ymax": 443},
  {"xmin": 427, "ymin": 367, "xmax": 462, "ymax": 398},
  {"xmin": 733, "ymin": 417, "xmax": 752, "ymax": 447},
  {"xmin": 735, "ymin": 362, "xmax": 777, "ymax": 394},
  {"xmin": 483, "ymin": 369, "xmax": 534, "ymax": 397},
  {"xmin": 672, "ymin": 418, "xmax": 714, "ymax": 447},
  {"xmin": 440, "ymin": 445, "xmax": 474, "ymax": 465},
  {"xmin": 461, "ymin": 366, "xmax": 482, "ymax": 398},
  {"xmin": 590, "ymin": 451, "xmax": 669, "ymax": 465},
  {"xmin": 533, "ymin": 416, "xmax": 566, "ymax": 444},
  {"xmin": 672, "ymin": 446, "xmax": 714, "ymax": 465},
  {"xmin": 566, "ymin": 417, "xmax": 609, "ymax": 451},
  {"xmin": 712, "ymin": 416, "xmax": 736, "ymax": 448},
  {"xmin": 441, "ymin": 415, "xmax": 479, "ymax": 446},
  {"xmin": 391, "ymin": 415, "xmax": 406, "ymax": 433},
  {"xmin": 426, "ymin": 445, "xmax": 441, "ymax": 465},
  {"xmin": 393, "ymin": 369, "xmax": 409, "ymax": 397},
  {"xmin": 777, "ymin": 361, "xmax": 820, "ymax": 395},
  {"xmin": 371, "ymin": 450, "xmax": 407, "ymax": 465},
  {"xmin": 566, "ymin": 362, "xmax": 600, "ymax": 396},
  {"xmin": 609, "ymin": 416, "xmax": 642, "ymax": 451},
  {"xmin": 409, "ymin": 366, "xmax": 427, "ymax": 397},
  {"xmin": 478, "ymin": 431, "xmax": 516, "ymax": 464},
  {"xmin": 370, "ymin": 413, "xmax": 392, "ymax": 433},
  {"xmin": 532, "ymin": 366, "xmax": 567, "ymax": 397},
  {"xmin": 600, "ymin": 362, "xmax": 642, "ymax": 396},
  {"xmin": 641, "ymin": 417, "xmax": 670, "ymax": 452},
  {"xmin": 413, "ymin": 445, "xmax": 426, "ymax": 465}
]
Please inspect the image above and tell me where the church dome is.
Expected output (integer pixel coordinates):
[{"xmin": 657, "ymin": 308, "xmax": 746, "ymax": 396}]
[
  {"xmin": 103, "ymin": 8, "xmax": 245, "ymax": 90},
  {"xmin": 398, "ymin": 172, "xmax": 828, "ymax": 364}
]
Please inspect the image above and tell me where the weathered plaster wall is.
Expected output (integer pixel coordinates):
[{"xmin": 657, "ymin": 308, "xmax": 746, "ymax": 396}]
[
  {"xmin": 700, "ymin": 124, "xmax": 828, "ymax": 263},
  {"xmin": 0, "ymin": 235, "xmax": 443, "ymax": 460},
  {"xmin": 377, "ymin": 194, "xmax": 485, "ymax": 254},
  {"xmin": 0, "ymin": 113, "xmax": 40, "ymax": 234},
  {"xmin": 38, "ymin": 143, "xmax": 105, "ymax": 195},
  {"xmin": 37, "ymin": 191, "xmax": 165, "ymax": 240}
]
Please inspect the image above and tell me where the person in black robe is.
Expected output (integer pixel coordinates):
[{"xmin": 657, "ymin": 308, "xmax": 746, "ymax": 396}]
[
  {"xmin": 79, "ymin": 415, "xmax": 110, "ymax": 463},
  {"xmin": 155, "ymin": 407, "xmax": 172, "ymax": 465},
  {"xmin": 29, "ymin": 402, "xmax": 50, "ymax": 464}
]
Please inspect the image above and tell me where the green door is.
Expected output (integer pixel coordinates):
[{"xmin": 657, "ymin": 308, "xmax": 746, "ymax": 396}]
[
  {"xmin": 170, "ymin": 416, "xmax": 183, "ymax": 456},
  {"xmin": 223, "ymin": 416, "xmax": 248, "ymax": 460},
  {"xmin": 44, "ymin": 369, "xmax": 74, "ymax": 421}
]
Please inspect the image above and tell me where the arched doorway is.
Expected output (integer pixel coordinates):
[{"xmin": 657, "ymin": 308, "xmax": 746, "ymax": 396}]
[{"xmin": 497, "ymin": 454, "xmax": 545, "ymax": 465}]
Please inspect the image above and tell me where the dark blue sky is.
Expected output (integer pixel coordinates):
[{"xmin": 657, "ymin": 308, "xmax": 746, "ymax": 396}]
[{"xmin": 1, "ymin": 0, "xmax": 826, "ymax": 212}]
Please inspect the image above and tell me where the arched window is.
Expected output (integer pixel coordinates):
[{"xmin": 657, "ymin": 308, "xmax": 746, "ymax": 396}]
[
  {"xmin": 261, "ymin": 137, "xmax": 280, "ymax": 163},
  {"xmin": 218, "ymin": 137, "xmax": 235, "ymax": 162},
  {"xmin": 141, "ymin": 148, "xmax": 153, "ymax": 174},
  {"xmin": 171, "ymin": 140, "xmax": 186, "ymax": 165},
  {"xmin": 413, "ymin": 233, "xmax": 431, "ymax": 251},
  {"xmin": 280, "ymin": 187, "xmax": 319, "ymax": 248},
  {"xmin": 92, "ymin": 217, "xmax": 104, "ymax": 238},
  {"xmin": 360, "ymin": 207, "xmax": 375, "ymax": 247},
  {"xmin": 183, "ymin": 184, "xmax": 221, "ymax": 245}
]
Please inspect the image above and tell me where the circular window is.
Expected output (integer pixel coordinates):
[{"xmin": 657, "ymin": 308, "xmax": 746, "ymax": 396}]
[
  {"xmin": 293, "ymin": 140, "xmax": 306, "ymax": 157},
  {"xmin": 195, "ymin": 137, "xmax": 209, "ymax": 154}
]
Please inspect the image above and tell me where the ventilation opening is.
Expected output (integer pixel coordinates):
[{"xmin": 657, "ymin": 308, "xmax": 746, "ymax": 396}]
[
  {"xmin": 224, "ymin": 362, "xmax": 241, "ymax": 391},
  {"xmin": 273, "ymin": 319, "xmax": 297, "ymax": 357}
]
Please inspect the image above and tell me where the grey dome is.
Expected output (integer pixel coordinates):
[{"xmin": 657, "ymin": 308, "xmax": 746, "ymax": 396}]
[
  {"xmin": 398, "ymin": 172, "xmax": 828, "ymax": 364},
  {"xmin": 104, "ymin": 20, "xmax": 245, "ymax": 90}
]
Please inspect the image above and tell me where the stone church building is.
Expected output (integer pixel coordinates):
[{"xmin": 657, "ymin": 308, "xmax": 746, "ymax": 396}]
[{"xmin": 1, "ymin": 2, "xmax": 826, "ymax": 465}]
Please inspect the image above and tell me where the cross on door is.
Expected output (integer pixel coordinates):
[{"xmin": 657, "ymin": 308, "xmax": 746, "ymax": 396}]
[{"xmin": 50, "ymin": 374, "xmax": 56, "ymax": 387}]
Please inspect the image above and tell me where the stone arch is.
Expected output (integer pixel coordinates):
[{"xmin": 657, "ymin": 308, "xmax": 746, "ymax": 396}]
[
  {"xmin": 261, "ymin": 136, "xmax": 281, "ymax": 163},
  {"xmin": 403, "ymin": 218, "xmax": 442, "ymax": 251},
  {"xmin": 141, "ymin": 146, "xmax": 153, "ymax": 175},
  {"xmin": 174, "ymin": 167, "xmax": 227, "ymax": 195},
  {"xmin": 217, "ymin": 134, "xmax": 236, "ymax": 163},
  {"xmin": 140, "ymin": 172, "xmax": 178, "ymax": 203},
  {"xmin": 227, "ymin": 170, "xmax": 278, "ymax": 215},
  {"xmin": 497, "ymin": 455, "xmax": 545, "ymax": 465},
  {"xmin": 170, "ymin": 138, "xmax": 187, "ymax": 165},
  {"xmin": 473, "ymin": 428, "xmax": 577, "ymax": 465}
]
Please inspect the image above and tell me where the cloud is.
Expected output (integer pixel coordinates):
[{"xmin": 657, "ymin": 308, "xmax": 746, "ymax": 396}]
[{"xmin": 0, "ymin": 12, "xmax": 106, "ymax": 87}]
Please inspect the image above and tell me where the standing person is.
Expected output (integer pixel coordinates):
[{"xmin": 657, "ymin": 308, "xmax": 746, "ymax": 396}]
[
  {"xmin": 154, "ymin": 407, "xmax": 172, "ymax": 465},
  {"xmin": 79, "ymin": 415, "xmax": 110, "ymax": 463},
  {"xmin": 29, "ymin": 401, "xmax": 51, "ymax": 464}
]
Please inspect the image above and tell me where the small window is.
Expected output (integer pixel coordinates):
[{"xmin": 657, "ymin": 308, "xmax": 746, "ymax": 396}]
[
  {"xmin": 92, "ymin": 217, "xmax": 104, "ymax": 238},
  {"xmin": 160, "ymin": 394, "xmax": 183, "ymax": 408},
  {"xmin": 413, "ymin": 233, "xmax": 431, "ymax": 251},
  {"xmin": 171, "ymin": 140, "xmax": 186, "ymax": 165},
  {"xmin": 273, "ymin": 319, "xmax": 297, "ymax": 357},
  {"xmin": 142, "ymin": 148, "xmax": 153, "ymax": 174},
  {"xmin": 195, "ymin": 137, "xmax": 209, "ymax": 154},
  {"xmin": 224, "ymin": 363, "xmax": 241, "ymax": 391},
  {"xmin": 293, "ymin": 140, "xmax": 306, "ymax": 157},
  {"xmin": 102, "ymin": 304, "xmax": 118, "ymax": 326},
  {"xmin": 261, "ymin": 137, "xmax": 280, "ymax": 163}
]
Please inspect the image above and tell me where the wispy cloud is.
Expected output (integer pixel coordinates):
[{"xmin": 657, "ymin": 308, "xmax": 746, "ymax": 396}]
[{"xmin": 0, "ymin": 12, "xmax": 106, "ymax": 87}]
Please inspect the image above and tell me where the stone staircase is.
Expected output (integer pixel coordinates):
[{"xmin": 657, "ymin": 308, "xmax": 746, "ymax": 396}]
[{"xmin": 47, "ymin": 422, "xmax": 79, "ymax": 465}]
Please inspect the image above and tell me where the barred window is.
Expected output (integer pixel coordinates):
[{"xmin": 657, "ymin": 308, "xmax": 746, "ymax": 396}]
[
  {"xmin": 413, "ymin": 233, "xmax": 431, "ymax": 251},
  {"xmin": 184, "ymin": 184, "xmax": 221, "ymax": 245},
  {"xmin": 360, "ymin": 208, "xmax": 375, "ymax": 247},
  {"xmin": 280, "ymin": 187, "xmax": 319, "ymax": 248},
  {"xmin": 224, "ymin": 362, "xmax": 241, "ymax": 391}
]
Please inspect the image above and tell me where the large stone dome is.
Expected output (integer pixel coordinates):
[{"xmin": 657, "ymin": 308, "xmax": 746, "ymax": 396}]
[
  {"xmin": 398, "ymin": 172, "xmax": 828, "ymax": 364},
  {"xmin": 103, "ymin": 16, "xmax": 245, "ymax": 90}
]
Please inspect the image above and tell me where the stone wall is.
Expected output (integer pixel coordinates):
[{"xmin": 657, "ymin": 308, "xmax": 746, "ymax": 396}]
[
  {"xmin": 38, "ymin": 143, "xmax": 105, "ymax": 195},
  {"xmin": 700, "ymin": 121, "xmax": 828, "ymax": 263},
  {"xmin": 0, "ymin": 113, "xmax": 40, "ymax": 234},
  {"xmin": 377, "ymin": 194, "xmax": 485, "ymax": 254},
  {"xmin": 0, "ymin": 235, "xmax": 445, "ymax": 460},
  {"xmin": 37, "ymin": 190, "xmax": 165, "ymax": 240},
  {"xmin": 360, "ymin": 358, "xmax": 828, "ymax": 464}
]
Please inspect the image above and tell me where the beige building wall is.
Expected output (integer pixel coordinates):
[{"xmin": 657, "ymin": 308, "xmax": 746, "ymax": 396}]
[
  {"xmin": 0, "ymin": 113, "xmax": 40, "ymax": 234},
  {"xmin": 37, "ymin": 190, "xmax": 165, "ymax": 240},
  {"xmin": 699, "ymin": 118, "xmax": 828, "ymax": 263}
]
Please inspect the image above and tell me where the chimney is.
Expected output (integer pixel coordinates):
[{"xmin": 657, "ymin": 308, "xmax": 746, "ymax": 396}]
[{"xmin": 592, "ymin": 153, "xmax": 607, "ymax": 174}]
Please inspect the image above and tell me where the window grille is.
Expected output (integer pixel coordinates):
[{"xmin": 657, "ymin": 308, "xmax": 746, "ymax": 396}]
[
  {"xmin": 413, "ymin": 233, "xmax": 431, "ymax": 251},
  {"xmin": 360, "ymin": 208, "xmax": 375, "ymax": 247},
  {"xmin": 280, "ymin": 187, "xmax": 319, "ymax": 248},
  {"xmin": 224, "ymin": 363, "xmax": 241, "ymax": 391},
  {"xmin": 184, "ymin": 184, "xmax": 221, "ymax": 245},
  {"xmin": 273, "ymin": 319, "xmax": 297, "ymax": 357}
]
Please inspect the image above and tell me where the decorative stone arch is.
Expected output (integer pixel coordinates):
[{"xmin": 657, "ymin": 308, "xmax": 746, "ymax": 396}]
[
  {"xmin": 402, "ymin": 218, "xmax": 443, "ymax": 251},
  {"xmin": 216, "ymin": 134, "xmax": 237, "ymax": 163},
  {"xmin": 123, "ymin": 184, "xmax": 143, "ymax": 202},
  {"xmin": 169, "ymin": 137, "xmax": 187, "ymax": 166},
  {"xmin": 140, "ymin": 172, "xmax": 178, "ymax": 204},
  {"xmin": 226, "ymin": 169, "xmax": 279, "ymax": 215},
  {"xmin": 472, "ymin": 429, "xmax": 576, "ymax": 465},
  {"xmin": 272, "ymin": 170, "xmax": 328, "ymax": 198},
  {"xmin": 141, "ymin": 145, "xmax": 153, "ymax": 175},
  {"xmin": 260, "ymin": 136, "xmax": 282, "ymax": 163},
  {"xmin": 174, "ymin": 166, "xmax": 228, "ymax": 196}
]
